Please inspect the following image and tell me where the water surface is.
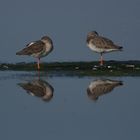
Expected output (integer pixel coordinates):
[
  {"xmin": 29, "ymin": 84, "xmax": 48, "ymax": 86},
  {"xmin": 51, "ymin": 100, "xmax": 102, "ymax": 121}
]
[{"xmin": 0, "ymin": 71, "xmax": 140, "ymax": 140}]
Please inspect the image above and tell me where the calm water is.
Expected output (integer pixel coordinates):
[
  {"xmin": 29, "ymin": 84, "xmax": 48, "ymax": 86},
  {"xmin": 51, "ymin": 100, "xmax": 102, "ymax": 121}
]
[{"xmin": 0, "ymin": 71, "xmax": 140, "ymax": 140}]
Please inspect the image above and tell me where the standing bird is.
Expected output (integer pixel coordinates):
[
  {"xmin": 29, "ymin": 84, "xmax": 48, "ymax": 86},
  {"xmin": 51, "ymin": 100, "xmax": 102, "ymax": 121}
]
[
  {"xmin": 16, "ymin": 36, "xmax": 53, "ymax": 70},
  {"xmin": 86, "ymin": 31, "xmax": 123, "ymax": 66}
]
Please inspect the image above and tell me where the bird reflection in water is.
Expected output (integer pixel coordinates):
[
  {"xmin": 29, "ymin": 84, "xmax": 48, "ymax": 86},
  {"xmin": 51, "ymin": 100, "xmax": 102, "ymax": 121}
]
[
  {"xmin": 87, "ymin": 79, "xmax": 123, "ymax": 101},
  {"xmin": 18, "ymin": 78, "xmax": 54, "ymax": 102}
]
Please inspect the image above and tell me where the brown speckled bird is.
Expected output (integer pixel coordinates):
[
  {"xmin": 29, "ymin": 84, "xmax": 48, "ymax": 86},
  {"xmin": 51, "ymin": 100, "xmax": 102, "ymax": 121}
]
[
  {"xmin": 87, "ymin": 31, "xmax": 123, "ymax": 65},
  {"xmin": 18, "ymin": 79, "xmax": 54, "ymax": 102},
  {"xmin": 87, "ymin": 79, "xmax": 123, "ymax": 101},
  {"xmin": 16, "ymin": 36, "xmax": 53, "ymax": 70}
]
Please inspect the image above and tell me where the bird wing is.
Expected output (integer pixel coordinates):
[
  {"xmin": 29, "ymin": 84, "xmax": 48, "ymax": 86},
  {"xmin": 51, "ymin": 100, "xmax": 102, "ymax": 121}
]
[
  {"xmin": 92, "ymin": 83, "xmax": 115, "ymax": 96},
  {"xmin": 101, "ymin": 36, "xmax": 114, "ymax": 45},
  {"xmin": 92, "ymin": 36, "xmax": 118, "ymax": 49},
  {"xmin": 19, "ymin": 40, "xmax": 45, "ymax": 55},
  {"xmin": 26, "ymin": 41, "xmax": 36, "ymax": 47},
  {"xmin": 19, "ymin": 82, "xmax": 45, "ymax": 97}
]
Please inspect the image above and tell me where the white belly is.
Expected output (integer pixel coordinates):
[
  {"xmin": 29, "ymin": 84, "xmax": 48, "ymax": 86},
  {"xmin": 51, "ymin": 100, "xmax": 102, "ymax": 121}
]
[
  {"xmin": 87, "ymin": 43, "xmax": 116, "ymax": 53},
  {"xmin": 87, "ymin": 43, "xmax": 104, "ymax": 53},
  {"xmin": 32, "ymin": 44, "xmax": 53, "ymax": 58}
]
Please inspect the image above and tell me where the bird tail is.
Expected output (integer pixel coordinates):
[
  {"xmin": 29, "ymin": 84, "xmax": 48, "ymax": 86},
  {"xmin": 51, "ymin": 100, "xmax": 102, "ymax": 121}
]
[
  {"xmin": 115, "ymin": 81, "xmax": 123, "ymax": 86},
  {"xmin": 16, "ymin": 51, "xmax": 23, "ymax": 55},
  {"xmin": 18, "ymin": 83, "xmax": 26, "ymax": 87},
  {"xmin": 16, "ymin": 48, "xmax": 29, "ymax": 55},
  {"xmin": 118, "ymin": 81, "xmax": 123, "ymax": 85},
  {"xmin": 118, "ymin": 46, "xmax": 123, "ymax": 51}
]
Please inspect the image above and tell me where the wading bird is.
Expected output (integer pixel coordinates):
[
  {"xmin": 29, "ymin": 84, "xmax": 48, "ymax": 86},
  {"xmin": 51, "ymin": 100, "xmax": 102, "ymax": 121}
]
[
  {"xmin": 16, "ymin": 36, "xmax": 53, "ymax": 70},
  {"xmin": 86, "ymin": 31, "xmax": 123, "ymax": 65}
]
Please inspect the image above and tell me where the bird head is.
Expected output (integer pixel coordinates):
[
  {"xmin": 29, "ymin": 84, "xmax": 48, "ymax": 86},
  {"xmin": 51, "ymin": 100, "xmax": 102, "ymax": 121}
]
[
  {"xmin": 41, "ymin": 36, "xmax": 53, "ymax": 45},
  {"xmin": 87, "ymin": 31, "xmax": 99, "ymax": 38}
]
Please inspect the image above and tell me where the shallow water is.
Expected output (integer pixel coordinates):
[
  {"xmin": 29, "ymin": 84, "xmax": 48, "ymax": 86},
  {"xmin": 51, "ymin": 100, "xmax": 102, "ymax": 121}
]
[{"xmin": 0, "ymin": 71, "xmax": 140, "ymax": 140}]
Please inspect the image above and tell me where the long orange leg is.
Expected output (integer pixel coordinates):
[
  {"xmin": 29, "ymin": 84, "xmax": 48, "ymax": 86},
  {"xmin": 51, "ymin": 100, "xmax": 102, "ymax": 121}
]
[
  {"xmin": 100, "ymin": 53, "xmax": 104, "ymax": 66},
  {"xmin": 37, "ymin": 58, "xmax": 40, "ymax": 70},
  {"xmin": 38, "ymin": 69, "xmax": 40, "ymax": 80}
]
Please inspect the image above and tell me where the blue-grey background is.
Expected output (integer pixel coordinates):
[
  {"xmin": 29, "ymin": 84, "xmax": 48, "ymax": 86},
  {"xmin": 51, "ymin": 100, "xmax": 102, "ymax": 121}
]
[{"xmin": 0, "ymin": 0, "xmax": 140, "ymax": 63}]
